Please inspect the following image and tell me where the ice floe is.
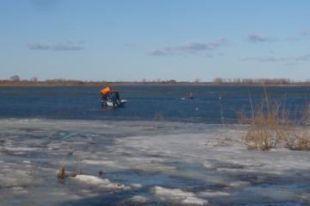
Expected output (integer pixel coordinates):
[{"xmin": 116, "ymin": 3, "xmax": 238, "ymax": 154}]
[
  {"xmin": 128, "ymin": 195, "xmax": 149, "ymax": 204},
  {"xmin": 152, "ymin": 186, "xmax": 208, "ymax": 205},
  {"xmin": 71, "ymin": 175, "xmax": 129, "ymax": 190}
]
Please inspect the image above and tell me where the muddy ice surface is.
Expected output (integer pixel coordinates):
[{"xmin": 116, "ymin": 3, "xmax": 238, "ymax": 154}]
[{"xmin": 0, "ymin": 119, "xmax": 309, "ymax": 205}]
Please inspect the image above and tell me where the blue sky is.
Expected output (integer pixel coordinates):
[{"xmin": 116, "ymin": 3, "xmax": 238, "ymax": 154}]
[{"xmin": 0, "ymin": 0, "xmax": 310, "ymax": 81}]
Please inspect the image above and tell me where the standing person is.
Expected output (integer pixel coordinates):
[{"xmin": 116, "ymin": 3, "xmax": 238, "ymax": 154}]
[
  {"xmin": 100, "ymin": 86, "xmax": 111, "ymax": 107},
  {"xmin": 110, "ymin": 91, "xmax": 121, "ymax": 107}
]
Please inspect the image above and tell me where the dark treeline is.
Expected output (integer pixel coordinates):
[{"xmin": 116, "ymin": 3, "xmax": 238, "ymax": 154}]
[
  {"xmin": 0, "ymin": 75, "xmax": 309, "ymax": 87},
  {"xmin": 212, "ymin": 77, "xmax": 302, "ymax": 85},
  {"xmin": 0, "ymin": 79, "xmax": 105, "ymax": 87}
]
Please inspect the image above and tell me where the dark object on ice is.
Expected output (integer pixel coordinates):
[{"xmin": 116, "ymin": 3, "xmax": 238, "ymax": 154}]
[
  {"xmin": 98, "ymin": 170, "xmax": 104, "ymax": 177},
  {"xmin": 57, "ymin": 166, "xmax": 67, "ymax": 181}
]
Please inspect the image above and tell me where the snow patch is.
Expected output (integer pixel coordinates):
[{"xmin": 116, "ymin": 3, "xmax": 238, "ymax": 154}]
[
  {"xmin": 228, "ymin": 181, "xmax": 251, "ymax": 188},
  {"xmin": 198, "ymin": 190, "xmax": 230, "ymax": 198},
  {"xmin": 81, "ymin": 159, "xmax": 125, "ymax": 169},
  {"xmin": 128, "ymin": 195, "xmax": 149, "ymax": 203},
  {"xmin": 130, "ymin": 183, "xmax": 143, "ymax": 189},
  {"xmin": 71, "ymin": 175, "xmax": 128, "ymax": 190},
  {"xmin": 152, "ymin": 186, "xmax": 208, "ymax": 205}
]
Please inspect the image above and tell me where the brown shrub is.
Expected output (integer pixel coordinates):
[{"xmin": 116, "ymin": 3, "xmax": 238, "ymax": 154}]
[
  {"xmin": 286, "ymin": 130, "xmax": 310, "ymax": 151},
  {"xmin": 243, "ymin": 112, "xmax": 289, "ymax": 150},
  {"xmin": 241, "ymin": 89, "xmax": 309, "ymax": 151}
]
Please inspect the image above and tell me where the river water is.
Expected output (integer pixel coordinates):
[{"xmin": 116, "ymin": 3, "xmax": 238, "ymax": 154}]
[{"xmin": 0, "ymin": 85, "xmax": 309, "ymax": 123}]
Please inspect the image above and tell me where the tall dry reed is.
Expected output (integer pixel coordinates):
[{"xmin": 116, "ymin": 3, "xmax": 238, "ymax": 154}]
[{"xmin": 239, "ymin": 87, "xmax": 309, "ymax": 151}]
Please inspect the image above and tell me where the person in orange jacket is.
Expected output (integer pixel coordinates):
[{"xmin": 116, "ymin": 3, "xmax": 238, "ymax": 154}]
[
  {"xmin": 100, "ymin": 86, "xmax": 111, "ymax": 96},
  {"xmin": 100, "ymin": 86, "xmax": 111, "ymax": 107}
]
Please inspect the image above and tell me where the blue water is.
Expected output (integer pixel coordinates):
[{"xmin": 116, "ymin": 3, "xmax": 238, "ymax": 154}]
[{"xmin": 0, "ymin": 85, "xmax": 309, "ymax": 123}]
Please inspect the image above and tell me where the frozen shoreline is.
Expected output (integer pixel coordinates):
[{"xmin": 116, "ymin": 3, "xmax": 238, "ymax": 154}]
[{"xmin": 0, "ymin": 119, "xmax": 309, "ymax": 205}]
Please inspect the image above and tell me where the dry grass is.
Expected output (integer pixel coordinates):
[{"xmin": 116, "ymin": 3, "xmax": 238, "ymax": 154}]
[
  {"xmin": 57, "ymin": 164, "xmax": 81, "ymax": 182},
  {"xmin": 57, "ymin": 165, "xmax": 67, "ymax": 181},
  {"xmin": 240, "ymin": 89, "xmax": 309, "ymax": 151},
  {"xmin": 243, "ymin": 112, "xmax": 288, "ymax": 150},
  {"xmin": 286, "ymin": 130, "xmax": 310, "ymax": 151}
]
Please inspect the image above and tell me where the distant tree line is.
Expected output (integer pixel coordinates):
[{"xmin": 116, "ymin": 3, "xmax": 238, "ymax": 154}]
[
  {"xmin": 0, "ymin": 75, "xmax": 107, "ymax": 87},
  {"xmin": 0, "ymin": 75, "xmax": 309, "ymax": 87},
  {"xmin": 212, "ymin": 78, "xmax": 308, "ymax": 85}
]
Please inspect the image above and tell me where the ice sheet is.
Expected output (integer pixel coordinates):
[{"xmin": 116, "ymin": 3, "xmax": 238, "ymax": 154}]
[{"xmin": 0, "ymin": 119, "xmax": 309, "ymax": 205}]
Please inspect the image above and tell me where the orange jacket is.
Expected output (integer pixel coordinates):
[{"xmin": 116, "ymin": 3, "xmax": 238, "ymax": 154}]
[{"xmin": 100, "ymin": 86, "xmax": 111, "ymax": 95}]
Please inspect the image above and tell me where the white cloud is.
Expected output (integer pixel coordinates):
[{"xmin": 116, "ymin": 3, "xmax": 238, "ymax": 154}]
[
  {"xmin": 28, "ymin": 41, "xmax": 84, "ymax": 51},
  {"xmin": 247, "ymin": 33, "xmax": 274, "ymax": 43},
  {"xmin": 149, "ymin": 38, "xmax": 227, "ymax": 56}
]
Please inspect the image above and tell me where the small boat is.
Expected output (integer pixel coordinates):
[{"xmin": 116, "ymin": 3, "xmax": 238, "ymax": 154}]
[
  {"xmin": 181, "ymin": 92, "xmax": 194, "ymax": 100},
  {"xmin": 100, "ymin": 89, "xmax": 127, "ymax": 108},
  {"xmin": 103, "ymin": 99, "xmax": 127, "ymax": 108}
]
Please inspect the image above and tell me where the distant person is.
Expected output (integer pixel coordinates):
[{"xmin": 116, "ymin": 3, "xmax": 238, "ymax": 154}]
[
  {"xmin": 115, "ymin": 91, "xmax": 120, "ymax": 103},
  {"xmin": 181, "ymin": 92, "xmax": 194, "ymax": 101},
  {"xmin": 111, "ymin": 91, "xmax": 121, "ymax": 107},
  {"xmin": 188, "ymin": 92, "xmax": 194, "ymax": 99},
  {"xmin": 100, "ymin": 86, "xmax": 111, "ymax": 107}
]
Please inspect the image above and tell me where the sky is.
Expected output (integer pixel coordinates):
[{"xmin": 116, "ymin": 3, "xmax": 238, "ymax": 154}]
[{"xmin": 0, "ymin": 0, "xmax": 310, "ymax": 81}]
